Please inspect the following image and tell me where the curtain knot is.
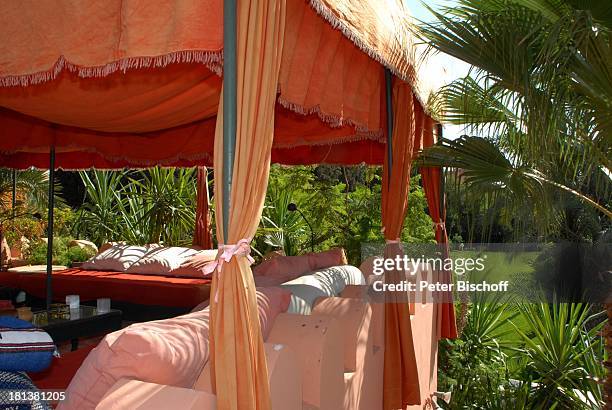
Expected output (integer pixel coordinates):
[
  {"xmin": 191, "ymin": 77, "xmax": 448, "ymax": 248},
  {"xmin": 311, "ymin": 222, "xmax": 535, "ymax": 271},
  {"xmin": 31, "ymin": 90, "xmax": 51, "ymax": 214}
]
[
  {"xmin": 433, "ymin": 221, "xmax": 446, "ymax": 231},
  {"xmin": 202, "ymin": 238, "xmax": 255, "ymax": 276},
  {"xmin": 202, "ymin": 238, "xmax": 255, "ymax": 303}
]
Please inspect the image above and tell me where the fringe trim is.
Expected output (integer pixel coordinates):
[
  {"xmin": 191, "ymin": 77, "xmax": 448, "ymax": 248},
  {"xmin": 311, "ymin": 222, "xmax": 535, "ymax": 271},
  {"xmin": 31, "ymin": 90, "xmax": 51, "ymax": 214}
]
[
  {"xmin": 306, "ymin": 0, "xmax": 430, "ymax": 113},
  {"xmin": 0, "ymin": 146, "xmax": 213, "ymax": 170},
  {"xmin": 277, "ymin": 95, "xmax": 384, "ymax": 143},
  {"xmin": 272, "ymin": 131, "xmax": 384, "ymax": 149},
  {"xmin": 0, "ymin": 50, "xmax": 223, "ymax": 87}
]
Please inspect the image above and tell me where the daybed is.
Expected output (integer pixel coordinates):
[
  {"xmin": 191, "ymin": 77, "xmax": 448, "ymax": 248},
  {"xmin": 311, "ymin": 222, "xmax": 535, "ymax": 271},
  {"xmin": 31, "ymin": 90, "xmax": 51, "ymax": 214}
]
[
  {"xmin": 50, "ymin": 257, "xmax": 440, "ymax": 410},
  {"xmin": 0, "ymin": 269, "xmax": 211, "ymax": 320},
  {"xmin": 0, "ymin": 269, "xmax": 211, "ymax": 309},
  {"xmin": 46, "ymin": 259, "xmax": 391, "ymax": 410}
]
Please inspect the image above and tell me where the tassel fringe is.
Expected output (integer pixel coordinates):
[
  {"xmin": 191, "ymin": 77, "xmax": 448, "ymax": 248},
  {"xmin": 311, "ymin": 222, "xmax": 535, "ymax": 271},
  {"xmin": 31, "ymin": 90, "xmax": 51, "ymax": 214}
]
[
  {"xmin": 277, "ymin": 95, "xmax": 384, "ymax": 143},
  {"xmin": 0, "ymin": 50, "xmax": 223, "ymax": 87}
]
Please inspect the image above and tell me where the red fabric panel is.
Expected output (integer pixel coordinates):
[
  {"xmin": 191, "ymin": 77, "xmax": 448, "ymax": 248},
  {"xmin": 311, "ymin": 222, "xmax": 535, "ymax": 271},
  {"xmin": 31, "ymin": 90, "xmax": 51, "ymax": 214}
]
[
  {"xmin": 30, "ymin": 345, "xmax": 96, "ymax": 390},
  {"xmin": 194, "ymin": 167, "xmax": 213, "ymax": 248},
  {"xmin": 0, "ymin": 100, "xmax": 387, "ymax": 168},
  {"xmin": 420, "ymin": 117, "xmax": 458, "ymax": 340},
  {"xmin": 0, "ymin": 269, "xmax": 211, "ymax": 308},
  {"xmin": 278, "ymin": 0, "xmax": 384, "ymax": 136}
]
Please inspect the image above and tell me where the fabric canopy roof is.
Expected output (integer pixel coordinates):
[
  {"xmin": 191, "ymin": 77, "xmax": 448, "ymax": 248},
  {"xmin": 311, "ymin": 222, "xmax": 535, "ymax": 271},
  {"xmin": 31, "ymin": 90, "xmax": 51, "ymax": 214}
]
[{"xmin": 0, "ymin": 0, "xmax": 426, "ymax": 169}]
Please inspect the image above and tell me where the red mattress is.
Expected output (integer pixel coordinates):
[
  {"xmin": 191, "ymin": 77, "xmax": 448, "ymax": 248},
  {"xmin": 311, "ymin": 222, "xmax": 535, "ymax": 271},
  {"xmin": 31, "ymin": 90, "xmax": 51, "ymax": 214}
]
[{"xmin": 0, "ymin": 269, "xmax": 211, "ymax": 308}]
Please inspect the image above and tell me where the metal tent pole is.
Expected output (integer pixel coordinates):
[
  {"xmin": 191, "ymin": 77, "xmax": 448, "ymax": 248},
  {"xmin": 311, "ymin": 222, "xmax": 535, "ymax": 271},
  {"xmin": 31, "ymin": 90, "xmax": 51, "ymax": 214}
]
[
  {"xmin": 385, "ymin": 69, "xmax": 394, "ymax": 180},
  {"xmin": 11, "ymin": 170, "xmax": 16, "ymax": 217},
  {"xmin": 46, "ymin": 147, "xmax": 55, "ymax": 310},
  {"xmin": 222, "ymin": 0, "xmax": 237, "ymax": 240}
]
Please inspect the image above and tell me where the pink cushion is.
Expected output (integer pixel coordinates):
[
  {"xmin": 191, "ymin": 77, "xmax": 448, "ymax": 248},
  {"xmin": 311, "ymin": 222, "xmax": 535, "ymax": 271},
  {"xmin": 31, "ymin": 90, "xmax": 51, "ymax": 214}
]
[
  {"xmin": 256, "ymin": 287, "xmax": 291, "ymax": 340},
  {"xmin": 252, "ymin": 254, "xmax": 311, "ymax": 279},
  {"xmin": 60, "ymin": 288, "xmax": 290, "ymax": 410},
  {"xmin": 191, "ymin": 287, "xmax": 290, "ymax": 340},
  {"xmin": 58, "ymin": 309, "xmax": 211, "ymax": 410},
  {"xmin": 307, "ymin": 248, "xmax": 347, "ymax": 271},
  {"xmin": 252, "ymin": 249, "xmax": 347, "ymax": 286},
  {"xmin": 170, "ymin": 250, "xmax": 218, "ymax": 278},
  {"xmin": 126, "ymin": 248, "xmax": 218, "ymax": 278}
]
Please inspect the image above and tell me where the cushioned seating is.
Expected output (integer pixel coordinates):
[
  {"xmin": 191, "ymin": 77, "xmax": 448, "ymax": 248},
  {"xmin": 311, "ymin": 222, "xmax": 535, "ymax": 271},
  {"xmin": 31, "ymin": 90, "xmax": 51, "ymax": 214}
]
[
  {"xmin": 0, "ymin": 269, "xmax": 211, "ymax": 308},
  {"xmin": 267, "ymin": 313, "xmax": 344, "ymax": 410},
  {"xmin": 194, "ymin": 343, "xmax": 302, "ymax": 410},
  {"xmin": 313, "ymin": 295, "xmax": 383, "ymax": 410},
  {"xmin": 280, "ymin": 265, "xmax": 365, "ymax": 314},
  {"xmin": 96, "ymin": 379, "xmax": 217, "ymax": 410},
  {"xmin": 55, "ymin": 263, "xmax": 369, "ymax": 409}
]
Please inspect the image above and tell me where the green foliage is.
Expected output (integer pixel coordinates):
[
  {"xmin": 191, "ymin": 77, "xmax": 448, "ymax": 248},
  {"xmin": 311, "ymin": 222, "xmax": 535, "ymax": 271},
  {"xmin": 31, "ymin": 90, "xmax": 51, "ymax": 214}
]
[
  {"xmin": 514, "ymin": 303, "xmax": 605, "ymax": 408},
  {"xmin": 48, "ymin": 207, "xmax": 77, "ymax": 238},
  {"xmin": 439, "ymin": 300, "xmax": 606, "ymax": 409},
  {"xmin": 73, "ymin": 168, "xmax": 196, "ymax": 246},
  {"xmin": 439, "ymin": 296, "xmax": 522, "ymax": 408},
  {"xmin": 26, "ymin": 237, "xmax": 96, "ymax": 266},
  {"xmin": 3, "ymin": 216, "xmax": 44, "ymax": 247},
  {"xmin": 0, "ymin": 169, "xmax": 63, "ymax": 213},
  {"xmin": 417, "ymin": 0, "xmax": 612, "ymax": 239},
  {"xmin": 255, "ymin": 165, "xmax": 434, "ymax": 264}
]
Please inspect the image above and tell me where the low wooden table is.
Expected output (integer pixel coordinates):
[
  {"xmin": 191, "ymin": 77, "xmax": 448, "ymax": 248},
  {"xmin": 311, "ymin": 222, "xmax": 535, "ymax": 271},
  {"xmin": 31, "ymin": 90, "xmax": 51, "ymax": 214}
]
[{"xmin": 33, "ymin": 305, "xmax": 122, "ymax": 351}]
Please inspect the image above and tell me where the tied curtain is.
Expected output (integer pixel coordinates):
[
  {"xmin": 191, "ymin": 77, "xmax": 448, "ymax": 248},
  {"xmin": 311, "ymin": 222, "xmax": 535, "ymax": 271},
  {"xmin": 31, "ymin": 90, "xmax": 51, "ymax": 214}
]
[
  {"xmin": 420, "ymin": 118, "xmax": 458, "ymax": 340},
  {"xmin": 381, "ymin": 80, "xmax": 421, "ymax": 409},
  {"xmin": 194, "ymin": 167, "xmax": 212, "ymax": 249},
  {"xmin": 209, "ymin": 0, "xmax": 286, "ymax": 409}
]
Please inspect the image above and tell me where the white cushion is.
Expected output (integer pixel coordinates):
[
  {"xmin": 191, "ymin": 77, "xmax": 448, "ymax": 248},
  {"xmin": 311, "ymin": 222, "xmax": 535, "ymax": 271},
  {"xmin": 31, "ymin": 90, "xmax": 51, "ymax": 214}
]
[
  {"xmin": 281, "ymin": 265, "xmax": 365, "ymax": 314},
  {"xmin": 82, "ymin": 244, "xmax": 152, "ymax": 272},
  {"xmin": 125, "ymin": 247, "xmax": 201, "ymax": 276}
]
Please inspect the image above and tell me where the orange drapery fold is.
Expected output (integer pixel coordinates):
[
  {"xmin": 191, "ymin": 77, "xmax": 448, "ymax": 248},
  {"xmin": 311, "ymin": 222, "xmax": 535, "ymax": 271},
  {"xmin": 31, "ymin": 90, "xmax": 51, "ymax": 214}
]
[
  {"xmin": 194, "ymin": 166, "xmax": 212, "ymax": 249},
  {"xmin": 209, "ymin": 0, "xmax": 286, "ymax": 409},
  {"xmin": 381, "ymin": 80, "xmax": 421, "ymax": 409},
  {"xmin": 420, "ymin": 117, "xmax": 458, "ymax": 340}
]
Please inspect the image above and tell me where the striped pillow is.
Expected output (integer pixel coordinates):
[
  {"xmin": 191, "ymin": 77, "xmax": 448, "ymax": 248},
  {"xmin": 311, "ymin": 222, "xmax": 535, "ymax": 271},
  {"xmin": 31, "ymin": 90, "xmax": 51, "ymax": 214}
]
[{"xmin": 0, "ymin": 316, "xmax": 55, "ymax": 372}]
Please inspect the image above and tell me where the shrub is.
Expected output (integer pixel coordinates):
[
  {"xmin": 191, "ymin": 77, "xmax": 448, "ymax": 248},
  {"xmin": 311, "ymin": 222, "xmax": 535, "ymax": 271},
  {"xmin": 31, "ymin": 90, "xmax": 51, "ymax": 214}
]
[
  {"xmin": 3, "ymin": 216, "xmax": 44, "ymax": 247},
  {"xmin": 26, "ymin": 237, "xmax": 95, "ymax": 266}
]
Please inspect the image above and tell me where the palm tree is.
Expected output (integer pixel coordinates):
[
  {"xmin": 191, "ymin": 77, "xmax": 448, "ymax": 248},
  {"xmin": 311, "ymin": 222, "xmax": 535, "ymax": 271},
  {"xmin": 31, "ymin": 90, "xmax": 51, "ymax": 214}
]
[
  {"xmin": 0, "ymin": 169, "xmax": 57, "ymax": 213},
  {"xmin": 417, "ymin": 0, "xmax": 611, "ymax": 405}
]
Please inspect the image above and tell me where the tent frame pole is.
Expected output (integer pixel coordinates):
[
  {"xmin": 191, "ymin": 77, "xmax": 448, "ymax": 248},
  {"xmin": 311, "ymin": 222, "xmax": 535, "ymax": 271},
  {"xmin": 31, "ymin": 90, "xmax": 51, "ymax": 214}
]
[
  {"xmin": 385, "ymin": 69, "xmax": 393, "ymax": 179},
  {"xmin": 222, "ymin": 0, "xmax": 237, "ymax": 240},
  {"xmin": 46, "ymin": 147, "xmax": 55, "ymax": 310}
]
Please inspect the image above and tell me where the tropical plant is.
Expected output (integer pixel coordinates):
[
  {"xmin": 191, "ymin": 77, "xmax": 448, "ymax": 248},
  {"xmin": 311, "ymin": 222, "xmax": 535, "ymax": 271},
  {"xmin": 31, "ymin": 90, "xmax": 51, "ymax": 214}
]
[
  {"xmin": 256, "ymin": 165, "xmax": 434, "ymax": 264},
  {"xmin": 417, "ymin": 0, "xmax": 612, "ymax": 231},
  {"xmin": 513, "ymin": 303, "xmax": 606, "ymax": 408},
  {"xmin": 438, "ymin": 294, "xmax": 521, "ymax": 409},
  {"xmin": 440, "ymin": 299, "xmax": 606, "ymax": 409},
  {"xmin": 418, "ymin": 1, "xmax": 612, "ymax": 401},
  {"xmin": 125, "ymin": 168, "xmax": 197, "ymax": 245},
  {"xmin": 257, "ymin": 187, "xmax": 307, "ymax": 256},
  {"xmin": 0, "ymin": 169, "xmax": 62, "ymax": 213},
  {"xmin": 73, "ymin": 170, "xmax": 125, "ymax": 245},
  {"xmin": 74, "ymin": 168, "xmax": 197, "ymax": 246}
]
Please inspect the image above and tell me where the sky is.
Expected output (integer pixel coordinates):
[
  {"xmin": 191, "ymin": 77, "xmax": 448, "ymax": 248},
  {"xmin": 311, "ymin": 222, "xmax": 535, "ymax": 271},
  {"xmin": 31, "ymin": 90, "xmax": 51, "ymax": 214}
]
[{"xmin": 406, "ymin": 0, "xmax": 471, "ymax": 139}]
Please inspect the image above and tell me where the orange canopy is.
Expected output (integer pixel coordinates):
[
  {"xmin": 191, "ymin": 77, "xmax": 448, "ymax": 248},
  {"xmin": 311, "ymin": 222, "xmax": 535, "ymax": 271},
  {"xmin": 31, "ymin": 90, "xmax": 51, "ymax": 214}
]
[{"xmin": 0, "ymin": 0, "xmax": 425, "ymax": 169}]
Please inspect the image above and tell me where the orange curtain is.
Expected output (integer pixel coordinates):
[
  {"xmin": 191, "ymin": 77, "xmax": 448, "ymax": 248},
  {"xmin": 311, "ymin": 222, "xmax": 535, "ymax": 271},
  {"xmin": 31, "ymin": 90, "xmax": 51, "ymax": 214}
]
[
  {"xmin": 381, "ymin": 80, "xmax": 421, "ymax": 409},
  {"xmin": 420, "ymin": 118, "xmax": 458, "ymax": 340},
  {"xmin": 194, "ymin": 166, "xmax": 212, "ymax": 249},
  {"xmin": 209, "ymin": 0, "xmax": 286, "ymax": 409}
]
